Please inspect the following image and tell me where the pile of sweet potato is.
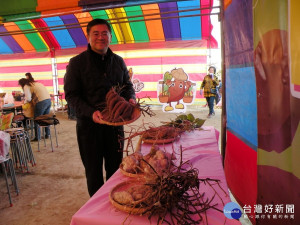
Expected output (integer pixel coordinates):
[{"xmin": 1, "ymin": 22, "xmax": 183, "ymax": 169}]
[
  {"xmin": 101, "ymin": 87, "xmax": 135, "ymax": 123},
  {"xmin": 142, "ymin": 126, "xmax": 181, "ymax": 141}
]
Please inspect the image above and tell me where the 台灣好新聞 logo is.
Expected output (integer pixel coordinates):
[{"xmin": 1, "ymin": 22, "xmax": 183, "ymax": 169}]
[{"xmin": 223, "ymin": 202, "xmax": 242, "ymax": 219}]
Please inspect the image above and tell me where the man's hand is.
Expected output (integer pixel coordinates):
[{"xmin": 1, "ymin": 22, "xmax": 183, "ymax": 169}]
[
  {"xmin": 92, "ymin": 110, "xmax": 103, "ymax": 123},
  {"xmin": 200, "ymin": 89, "xmax": 203, "ymax": 96}
]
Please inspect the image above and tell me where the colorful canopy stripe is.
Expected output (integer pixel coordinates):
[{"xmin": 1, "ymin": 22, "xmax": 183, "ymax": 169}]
[{"xmin": 0, "ymin": 0, "xmax": 217, "ymax": 55}]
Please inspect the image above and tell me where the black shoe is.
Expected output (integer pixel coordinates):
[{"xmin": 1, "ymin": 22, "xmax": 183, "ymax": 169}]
[
  {"xmin": 31, "ymin": 138, "xmax": 39, "ymax": 142},
  {"xmin": 45, "ymin": 135, "xmax": 49, "ymax": 139}
]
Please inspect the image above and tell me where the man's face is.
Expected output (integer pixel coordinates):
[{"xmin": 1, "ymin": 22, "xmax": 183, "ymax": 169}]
[{"xmin": 88, "ymin": 24, "xmax": 112, "ymax": 55}]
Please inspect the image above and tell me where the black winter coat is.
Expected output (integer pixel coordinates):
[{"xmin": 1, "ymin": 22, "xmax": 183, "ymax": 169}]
[{"xmin": 64, "ymin": 45, "xmax": 135, "ymax": 120}]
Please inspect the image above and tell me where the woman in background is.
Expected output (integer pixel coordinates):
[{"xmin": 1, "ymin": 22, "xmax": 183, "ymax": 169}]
[
  {"xmin": 200, "ymin": 66, "xmax": 219, "ymax": 118},
  {"xmin": 25, "ymin": 72, "xmax": 35, "ymax": 83},
  {"xmin": 18, "ymin": 78, "xmax": 51, "ymax": 141}
]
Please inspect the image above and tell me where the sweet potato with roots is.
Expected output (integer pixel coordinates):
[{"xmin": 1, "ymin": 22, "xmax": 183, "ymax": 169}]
[
  {"xmin": 98, "ymin": 86, "xmax": 155, "ymax": 124},
  {"xmin": 101, "ymin": 87, "xmax": 135, "ymax": 123}
]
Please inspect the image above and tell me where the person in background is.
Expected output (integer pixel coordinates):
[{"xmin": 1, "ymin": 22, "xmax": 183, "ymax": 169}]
[
  {"xmin": 18, "ymin": 78, "xmax": 51, "ymax": 141},
  {"xmin": 63, "ymin": 66, "xmax": 76, "ymax": 120},
  {"xmin": 25, "ymin": 72, "xmax": 35, "ymax": 83},
  {"xmin": 67, "ymin": 104, "xmax": 76, "ymax": 120},
  {"xmin": 64, "ymin": 19, "xmax": 136, "ymax": 197},
  {"xmin": 200, "ymin": 66, "xmax": 219, "ymax": 118}
]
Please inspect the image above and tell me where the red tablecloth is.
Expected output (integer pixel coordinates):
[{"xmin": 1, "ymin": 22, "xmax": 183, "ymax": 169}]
[{"xmin": 70, "ymin": 126, "xmax": 241, "ymax": 225}]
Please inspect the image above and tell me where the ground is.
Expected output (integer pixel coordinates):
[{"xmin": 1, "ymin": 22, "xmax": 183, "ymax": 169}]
[{"xmin": 0, "ymin": 105, "xmax": 223, "ymax": 225}]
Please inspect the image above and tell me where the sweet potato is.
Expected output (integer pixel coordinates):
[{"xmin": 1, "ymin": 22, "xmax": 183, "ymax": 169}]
[
  {"xmin": 142, "ymin": 126, "xmax": 180, "ymax": 140},
  {"xmin": 118, "ymin": 103, "xmax": 133, "ymax": 121},
  {"xmin": 113, "ymin": 102, "xmax": 132, "ymax": 122},
  {"xmin": 111, "ymin": 101, "xmax": 128, "ymax": 121},
  {"xmin": 105, "ymin": 88, "xmax": 115, "ymax": 101},
  {"xmin": 108, "ymin": 94, "xmax": 121, "ymax": 113},
  {"xmin": 102, "ymin": 86, "xmax": 148, "ymax": 123}
]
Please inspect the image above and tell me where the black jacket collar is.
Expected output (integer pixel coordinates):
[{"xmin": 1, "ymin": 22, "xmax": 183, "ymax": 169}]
[{"xmin": 87, "ymin": 44, "xmax": 113, "ymax": 61}]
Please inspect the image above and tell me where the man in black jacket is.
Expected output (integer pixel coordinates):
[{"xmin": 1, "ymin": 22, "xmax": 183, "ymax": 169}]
[{"xmin": 64, "ymin": 19, "xmax": 136, "ymax": 197}]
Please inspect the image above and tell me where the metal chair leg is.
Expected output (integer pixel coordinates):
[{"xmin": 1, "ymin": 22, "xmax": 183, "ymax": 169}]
[
  {"xmin": 7, "ymin": 158, "xmax": 19, "ymax": 195},
  {"xmin": 1, "ymin": 161, "xmax": 13, "ymax": 207},
  {"xmin": 16, "ymin": 134, "xmax": 29, "ymax": 172},
  {"xmin": 54, "ymin": 125, "xmax": 58, "ymax": 147},
  {"xmin": 42, "ymin": 127, "xmax": 46, "ymax": 147},
  {"xmin": 24, "ymin": 132, "xmax": 36, "ymax": 166},
  {"xmin": 48, "ymin": 127, "xmax": 54, "ymax": 152},
  {"xmin": 25, "ymin": 118, "xmax": 34, "ymax": 139}
]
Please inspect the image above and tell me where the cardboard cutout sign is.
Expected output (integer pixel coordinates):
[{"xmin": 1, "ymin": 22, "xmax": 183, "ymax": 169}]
[
  {"xmin": 157, "ymin": 68, "xmax": 196, "ymax": 113},
  {"xmin": 129, "ymin": 68, "xmax": 144, "ymax": 93}
]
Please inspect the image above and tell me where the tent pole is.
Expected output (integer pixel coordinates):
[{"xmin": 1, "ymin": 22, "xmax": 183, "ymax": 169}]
[
  {"xmin": 220, "ymin": 0, "xmax": 227, "ymax": 166},
  {"xmin": 51, "ymin": 49, "xmax": 59, "ymax": 109},
  {"xmin": 207, "ymin": 0, "xmax": 213, "ymax": 65}
]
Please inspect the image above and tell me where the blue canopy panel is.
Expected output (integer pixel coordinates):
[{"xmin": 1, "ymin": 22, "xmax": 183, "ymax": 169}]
[
  {"xmin": 0, "ymin": 38, "xmax": 13, "ymax": 54},
  {"xmin": 178, "ymin": 0, "xmax": 201, "ymax": 40},
  {"xmin": 43, "ymin": 17, "xmax": 76, "ymax": 49}
]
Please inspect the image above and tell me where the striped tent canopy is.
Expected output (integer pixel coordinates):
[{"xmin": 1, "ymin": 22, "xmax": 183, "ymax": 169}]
[{"xmin": 0, "ymin": 0, "xmax": 217, "ymax": 55}]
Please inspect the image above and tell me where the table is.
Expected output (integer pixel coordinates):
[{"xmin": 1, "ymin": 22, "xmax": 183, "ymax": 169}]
[
  {"xmin": 1, "ymin": 101, "xmax": 23, "ymax": 114},
  {"xmin": 70, "ymin": 126, "xmax": 241, "ymax": 225}
]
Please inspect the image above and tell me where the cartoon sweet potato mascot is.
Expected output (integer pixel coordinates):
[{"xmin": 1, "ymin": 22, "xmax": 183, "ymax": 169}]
[{"xmin": 163, "ymin": 68, "xmax": 192, "ymax": 111}]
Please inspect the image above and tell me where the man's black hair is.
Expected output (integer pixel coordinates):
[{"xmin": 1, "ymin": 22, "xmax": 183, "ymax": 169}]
[{"xmin": 86, "ymin": 19, "xmax": 112, "ymax": 35}]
